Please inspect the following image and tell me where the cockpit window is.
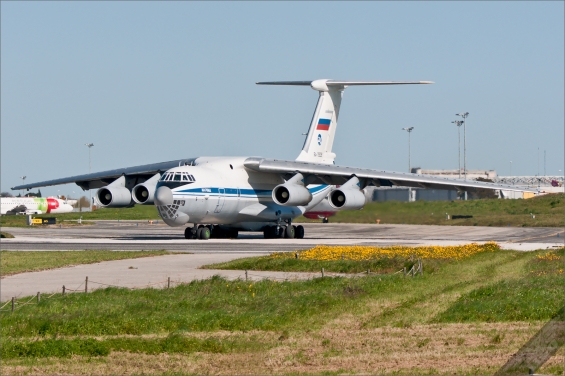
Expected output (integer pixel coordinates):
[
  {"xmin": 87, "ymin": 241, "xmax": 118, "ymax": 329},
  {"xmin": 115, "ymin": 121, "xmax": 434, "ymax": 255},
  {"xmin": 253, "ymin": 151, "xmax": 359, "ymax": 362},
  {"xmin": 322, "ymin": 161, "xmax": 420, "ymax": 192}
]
[{"xmin": 160, "ymin": 172, "xmax": 195, "ymax": 182}]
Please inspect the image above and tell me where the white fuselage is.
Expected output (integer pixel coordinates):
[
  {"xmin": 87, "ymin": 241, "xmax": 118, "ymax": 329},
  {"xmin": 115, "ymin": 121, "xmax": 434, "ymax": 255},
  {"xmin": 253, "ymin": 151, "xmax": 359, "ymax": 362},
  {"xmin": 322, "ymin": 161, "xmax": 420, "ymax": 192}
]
[
  {"xmin": 154, "ymin": 157, "xmax": 332, "ymax": 230},
  {"xmin": 0, "ymin": 197, "xmax": 74, "ymax": 215}
]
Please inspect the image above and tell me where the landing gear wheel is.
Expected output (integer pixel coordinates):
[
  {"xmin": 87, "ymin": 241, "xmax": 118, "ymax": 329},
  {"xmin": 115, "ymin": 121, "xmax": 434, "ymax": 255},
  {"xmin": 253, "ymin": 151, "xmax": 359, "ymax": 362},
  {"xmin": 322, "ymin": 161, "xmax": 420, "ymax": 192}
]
[
  {"xmin": 197, "ymin": 226, "xmax": 210, "ymax": 240},
  {"xmin": 263, "ymin": 228, "xmax": 271, "ymax": 239},
  {"xmin": 284, "ymin": 225, "xmax": 295, "ymax": 238},
  {"xmin": 185, "ymin": 226, "xmax": 197, "ymax": 240},
  {"xmin": 322, "ymin": 217, "xmax": 329, "ymax": 224},
  {"xmin": 295, "ymin": 225, "xmax": 305, "ymax": 239},
  {"xmin": 228, "ymin": 230, "xmax": 238, "ymax": 239}
]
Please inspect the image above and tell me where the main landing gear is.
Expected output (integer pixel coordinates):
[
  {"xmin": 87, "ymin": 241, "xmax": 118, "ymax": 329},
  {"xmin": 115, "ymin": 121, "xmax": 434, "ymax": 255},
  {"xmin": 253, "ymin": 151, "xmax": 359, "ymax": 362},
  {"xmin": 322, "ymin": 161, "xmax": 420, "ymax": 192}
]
[
  {"xmin": 263, "ymin": 225, "xmax": 304, "ymax": 239},
  {"xmin": 184, "ymin": 225, "xmax": 238, "ymax": 240}
]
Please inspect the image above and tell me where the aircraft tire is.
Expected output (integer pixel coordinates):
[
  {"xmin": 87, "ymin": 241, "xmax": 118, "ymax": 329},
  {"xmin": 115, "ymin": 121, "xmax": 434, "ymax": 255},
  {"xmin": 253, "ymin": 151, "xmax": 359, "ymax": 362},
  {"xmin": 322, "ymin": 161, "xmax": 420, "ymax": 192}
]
[
  {"xmin": 198, "ymin": 226, "xmax": 211, "ymax": 240},
  {"xmin": 263, "ymin": 228, "xmax": 271, "ymax": 239},
  {"xmin": 322, "ymin": 217, "xmax": 329, "ymax": 223},
  {"xmin": 284, "ymin": 225, "xmax": 295, "ymax": 238},
  {"xmin": 295, "ymin": 225, "xmax": 305, "ymax": 239},
  {"xmin": 228, "ymin": 230, "xmax": 238, "ymax": 239},
  {"xmin": 184, "ymin": 226, "xmax": 197, "ymax": 240}
]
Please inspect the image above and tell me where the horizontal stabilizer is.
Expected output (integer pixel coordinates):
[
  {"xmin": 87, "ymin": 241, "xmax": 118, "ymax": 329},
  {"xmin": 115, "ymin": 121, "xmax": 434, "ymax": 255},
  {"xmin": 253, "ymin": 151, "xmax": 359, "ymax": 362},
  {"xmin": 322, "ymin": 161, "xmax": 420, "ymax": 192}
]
[{"xmin": 257, "ymin": 80, "xmax": 434, "ymax": 90}]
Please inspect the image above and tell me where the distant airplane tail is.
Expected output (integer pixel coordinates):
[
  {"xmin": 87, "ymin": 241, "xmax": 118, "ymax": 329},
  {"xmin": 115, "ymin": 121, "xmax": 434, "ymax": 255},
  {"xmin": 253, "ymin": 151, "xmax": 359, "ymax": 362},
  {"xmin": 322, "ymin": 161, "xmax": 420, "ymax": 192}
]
[{"xmin": 257, "ymin": 79, "xmax": 433, "ymax": 164}]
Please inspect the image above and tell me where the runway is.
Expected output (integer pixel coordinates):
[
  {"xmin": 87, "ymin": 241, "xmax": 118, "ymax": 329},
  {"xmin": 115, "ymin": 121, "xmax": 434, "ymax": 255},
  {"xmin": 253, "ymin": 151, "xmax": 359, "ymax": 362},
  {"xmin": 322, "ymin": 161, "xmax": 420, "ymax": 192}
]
[
  {"xmin": 1, "ymin": 222, "xmax": 563, "ymax": 302},
  {"xmin": 2, "ymin": 221, "xmax": 564, "ymax": 252}
]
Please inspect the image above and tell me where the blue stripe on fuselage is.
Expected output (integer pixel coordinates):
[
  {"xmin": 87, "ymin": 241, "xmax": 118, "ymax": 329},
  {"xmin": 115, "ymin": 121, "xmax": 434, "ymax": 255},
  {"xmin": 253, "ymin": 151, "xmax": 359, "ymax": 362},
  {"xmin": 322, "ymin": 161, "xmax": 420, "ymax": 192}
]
[{"xmin": 174, "ymin": 185, "xmax": 330, "ymax": 198}]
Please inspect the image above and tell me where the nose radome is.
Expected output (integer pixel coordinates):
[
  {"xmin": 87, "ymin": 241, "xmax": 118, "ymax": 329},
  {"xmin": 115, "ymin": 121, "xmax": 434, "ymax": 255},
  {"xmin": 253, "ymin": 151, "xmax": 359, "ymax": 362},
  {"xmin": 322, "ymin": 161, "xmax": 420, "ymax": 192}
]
[{"xmin": 154, "ymin": 186, "xmax": 173, "ymax": 206}]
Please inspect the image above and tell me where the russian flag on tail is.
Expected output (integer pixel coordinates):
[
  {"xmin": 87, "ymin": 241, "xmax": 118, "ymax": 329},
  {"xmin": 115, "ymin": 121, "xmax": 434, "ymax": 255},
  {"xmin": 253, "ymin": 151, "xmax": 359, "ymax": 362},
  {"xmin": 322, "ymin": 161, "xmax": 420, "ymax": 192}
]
[{"xmin": 316, "ymin": 118, "xmax": 331, "ymax": 131}]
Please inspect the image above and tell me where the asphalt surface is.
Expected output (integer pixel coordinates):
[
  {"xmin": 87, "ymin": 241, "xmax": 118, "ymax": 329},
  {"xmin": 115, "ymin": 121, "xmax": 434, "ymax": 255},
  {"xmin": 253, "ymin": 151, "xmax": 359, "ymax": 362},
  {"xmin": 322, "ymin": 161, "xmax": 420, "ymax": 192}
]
[
  {"xmin": 1, "ymin": 221, "xmax": 562, "ymax": 301},
  {"xmin": 2, "ymin": 221, "xmax": 564, "ymax": 252}
]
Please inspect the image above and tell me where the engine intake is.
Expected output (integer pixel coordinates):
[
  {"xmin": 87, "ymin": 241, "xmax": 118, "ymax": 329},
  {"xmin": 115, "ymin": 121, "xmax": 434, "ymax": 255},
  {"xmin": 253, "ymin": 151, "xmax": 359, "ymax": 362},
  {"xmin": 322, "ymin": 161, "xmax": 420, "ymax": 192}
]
[
  {"xmin": 96, "ymin": 176, "xmax": 133, "ymax": 208},
  {"xmin": 272, "ymin": 173, "xmax": 312, "ymax": 206},
  {"xmin": 97, "ymin": 186, "xmax": 132, "ymax": 208},
  {"xmin": 327, "ymin": 176, "xmax": 367, "ymax": 210},
  {"xmin": 132, "ymin": 173, "xmax": 160, "ymax": 205}
]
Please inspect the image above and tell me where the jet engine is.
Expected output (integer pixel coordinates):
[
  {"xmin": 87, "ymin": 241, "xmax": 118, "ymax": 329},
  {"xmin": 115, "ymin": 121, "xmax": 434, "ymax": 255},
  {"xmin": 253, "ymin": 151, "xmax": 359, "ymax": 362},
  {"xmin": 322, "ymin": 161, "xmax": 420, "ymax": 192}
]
[
  {"xmin": 96, "ymin": 176, "xmax": 133, "ymax": 208},
  {"xmin": 132, "ymin": 173, "xmax": 161, "ymax": 205},
  {"xmin": 328, "ymin": 176, "xmax": 367, "ymax": 210},
  {"xmin": 272, "ymin": 173, "xmax": 312, "ymax": 206}
]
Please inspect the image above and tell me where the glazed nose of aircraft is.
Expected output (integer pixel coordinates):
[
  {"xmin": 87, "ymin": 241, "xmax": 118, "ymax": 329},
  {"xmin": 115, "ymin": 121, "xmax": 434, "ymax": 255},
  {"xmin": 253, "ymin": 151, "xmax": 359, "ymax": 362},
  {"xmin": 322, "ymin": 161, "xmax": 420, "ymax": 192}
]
[{"xmin": 154, "ymin": 186, "xmax": 173, "ymax": 206}]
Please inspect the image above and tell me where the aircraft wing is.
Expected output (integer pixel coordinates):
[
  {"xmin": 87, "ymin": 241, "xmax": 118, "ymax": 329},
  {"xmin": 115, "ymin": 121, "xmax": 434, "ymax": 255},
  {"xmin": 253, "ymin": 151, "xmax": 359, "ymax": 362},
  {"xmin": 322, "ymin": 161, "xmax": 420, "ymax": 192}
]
[
  {"xmin": 11, "ymin": 158, "xmax": 197, "ymax": 191},
  {"xmin": 243, "ymin": 158, "xmax": 537, "ymax": 193}
]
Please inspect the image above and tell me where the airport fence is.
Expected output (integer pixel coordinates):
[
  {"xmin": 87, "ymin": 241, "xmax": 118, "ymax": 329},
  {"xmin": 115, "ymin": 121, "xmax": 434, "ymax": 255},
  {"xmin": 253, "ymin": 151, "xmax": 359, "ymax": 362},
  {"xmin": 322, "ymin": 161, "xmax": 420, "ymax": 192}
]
[{"xmin": 1, "ymin": 261, "xmax": 424, "ymax": 313}]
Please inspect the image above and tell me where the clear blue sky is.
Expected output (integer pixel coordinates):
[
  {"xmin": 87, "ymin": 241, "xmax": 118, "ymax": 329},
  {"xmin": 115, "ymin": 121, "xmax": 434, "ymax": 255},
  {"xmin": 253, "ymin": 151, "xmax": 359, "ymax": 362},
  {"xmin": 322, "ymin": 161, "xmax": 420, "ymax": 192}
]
[{"xmin": 2, "ymin": 1, "xmax": 563, "ymax": 198}]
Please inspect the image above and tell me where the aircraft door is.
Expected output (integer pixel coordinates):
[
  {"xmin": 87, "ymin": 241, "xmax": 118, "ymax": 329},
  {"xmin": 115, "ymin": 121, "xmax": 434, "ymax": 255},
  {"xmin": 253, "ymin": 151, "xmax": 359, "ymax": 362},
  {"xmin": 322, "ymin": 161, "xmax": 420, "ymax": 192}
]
[{"xmin": 214, "ymin": 188, "xmax": 225, "ymax": 213}]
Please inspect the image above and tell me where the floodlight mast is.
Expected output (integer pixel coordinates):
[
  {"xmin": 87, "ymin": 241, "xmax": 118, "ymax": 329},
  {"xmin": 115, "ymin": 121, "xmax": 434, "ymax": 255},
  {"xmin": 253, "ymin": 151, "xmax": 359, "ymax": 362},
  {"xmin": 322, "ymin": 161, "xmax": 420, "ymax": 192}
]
[
  {"xmin": 455, "ymin": 112, "xmax": 469, "ymax": 181},
  {"xmin": 401, "ymin": 127, "xmax": 414, "ymax": 173},
  {"xmin": 19, "ymin": 176, "xmax": 26, "ymax": 195},
  {"xmin": 85, "ymin": 143, "xmax": 94, "ymax": 209},
  {"xmin": 451, "ymin": 121, "xmax": 464, "ymax": 178}
]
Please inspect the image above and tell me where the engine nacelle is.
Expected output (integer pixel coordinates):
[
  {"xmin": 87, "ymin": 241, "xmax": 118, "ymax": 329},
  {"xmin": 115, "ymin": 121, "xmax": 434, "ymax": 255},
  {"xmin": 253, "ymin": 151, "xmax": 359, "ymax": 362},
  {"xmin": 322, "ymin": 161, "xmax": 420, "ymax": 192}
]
[
  {"xmin": 97, "ymin": 186, "xmax": 133, "ymax": 208},
  {"xmin": 272, "ymin": 173, "xmax": 312, "ymax": 206},
  {"xmin": 132, "ymin": 184, "xmax": 156, "ymax": 205},
  {"xmin": 273, "ymin": 184, "xmax": 312, "ymax": 206},
  {"xmin": 328, "ymin": 188, "xmax": 366, "ymax": 210},
  {"xmin": 131, "ymin": 173, "xmax": 161, "ymax": 205}
]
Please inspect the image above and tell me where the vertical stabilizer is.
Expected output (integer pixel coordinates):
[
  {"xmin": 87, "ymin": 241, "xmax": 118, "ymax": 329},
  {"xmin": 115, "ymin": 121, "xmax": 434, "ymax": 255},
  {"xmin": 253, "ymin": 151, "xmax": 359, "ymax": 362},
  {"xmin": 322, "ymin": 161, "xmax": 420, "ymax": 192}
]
[{"xmin": 256, "ymin": 79, "xmax": 433, "ymax": 165}]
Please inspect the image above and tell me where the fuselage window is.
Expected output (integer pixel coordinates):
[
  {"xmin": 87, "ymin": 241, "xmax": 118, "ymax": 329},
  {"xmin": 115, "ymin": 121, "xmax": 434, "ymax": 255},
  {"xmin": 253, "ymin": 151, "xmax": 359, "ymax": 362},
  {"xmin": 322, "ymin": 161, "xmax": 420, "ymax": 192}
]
[
  {"xmin": 182, "ymin": 174, "xmax": 188, "ymax": 181},
  {"xmin": 174, "ymin": 173, "xmax": 181, "ymax": 181}
]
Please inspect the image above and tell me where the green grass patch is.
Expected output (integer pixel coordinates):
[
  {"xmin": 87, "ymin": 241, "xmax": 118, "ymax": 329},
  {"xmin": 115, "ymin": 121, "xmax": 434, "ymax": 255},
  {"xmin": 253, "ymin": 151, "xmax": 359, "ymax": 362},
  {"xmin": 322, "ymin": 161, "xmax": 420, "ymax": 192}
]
[
  {"xmin": 435, "ymin": 248, "xmax": 564, "ymax": 322},
  {"xmin": 1, "ymin": 250, "xmax": 173, "ymax": 276},
  {"xmin": 203, "ymin": 255, "xmax": 445, "ymax": 275},
  {"xmin": 0, "ymin": 231, "xmax": 14, "ymax": 238},
  {"xmin": 434, "ymin": 275, "xmax": 563, "ymax": 322},
  {"xmin": 1, "ymin": 333, "xmax": 255, "ymax": 359},
  {"xmin": 0, "ymin": 205, "xmax": 160, "ymax": 227},
  {"xmin": 296, "ymin": 193, "xmax": 565, "ymax": 227},
  {"xmin": 2, "ymin": 250, "xmax": 562, "ymax": 342},
  {"xmin": 1, "ymin": 276, "xmax": 388, "ymax": 337}
]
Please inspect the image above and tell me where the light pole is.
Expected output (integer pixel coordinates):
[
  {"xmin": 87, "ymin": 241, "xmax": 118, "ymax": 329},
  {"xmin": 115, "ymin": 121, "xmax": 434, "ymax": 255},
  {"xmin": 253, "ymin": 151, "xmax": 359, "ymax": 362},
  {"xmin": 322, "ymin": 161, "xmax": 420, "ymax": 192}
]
[
  {"xmin": 401, "ymin": 127, "xmax": 414, "ymax": 173},
  {"xmin": 455, "ymin": 112, "xmax": 469, "ymax": 180},
  {"xmin": 451, "ymin": 121, "xmax": 464, "ymax": 178},
  {"xmin": 19, "ymin": 176, "xmax": 26, "ymax": 196},
  {"xmin": 85, "ymin": 143, "xmax": 94, "ymax": 209}
]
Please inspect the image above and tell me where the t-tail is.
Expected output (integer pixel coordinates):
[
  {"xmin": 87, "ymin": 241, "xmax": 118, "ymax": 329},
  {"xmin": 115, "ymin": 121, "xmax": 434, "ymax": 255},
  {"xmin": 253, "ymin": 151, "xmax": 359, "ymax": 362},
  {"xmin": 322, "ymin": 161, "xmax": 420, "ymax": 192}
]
[{"xmin": 257, "ymin": 79, "xmax": 433, "ymax": 164}]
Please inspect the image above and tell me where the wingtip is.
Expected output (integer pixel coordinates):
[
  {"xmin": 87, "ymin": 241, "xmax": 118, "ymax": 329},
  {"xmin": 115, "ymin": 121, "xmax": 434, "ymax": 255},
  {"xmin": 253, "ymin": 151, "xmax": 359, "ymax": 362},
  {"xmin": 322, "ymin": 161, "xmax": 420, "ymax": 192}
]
[{"xmin": 421, "ymin": 81, "xmax": 435, "ymax": 84}]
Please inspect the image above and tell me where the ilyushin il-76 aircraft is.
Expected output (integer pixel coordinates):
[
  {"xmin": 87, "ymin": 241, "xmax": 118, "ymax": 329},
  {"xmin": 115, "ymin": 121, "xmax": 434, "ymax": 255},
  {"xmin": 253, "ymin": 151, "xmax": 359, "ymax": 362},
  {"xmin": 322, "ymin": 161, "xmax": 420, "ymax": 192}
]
[{"xmin": 13, "ymin": 80, "xmax": 535, "ymax": 240}]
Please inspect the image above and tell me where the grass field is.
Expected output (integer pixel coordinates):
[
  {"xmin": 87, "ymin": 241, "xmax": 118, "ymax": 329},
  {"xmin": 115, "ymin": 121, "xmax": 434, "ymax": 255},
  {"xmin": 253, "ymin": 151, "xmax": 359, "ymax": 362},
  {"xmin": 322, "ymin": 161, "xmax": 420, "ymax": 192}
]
[
  {"xmin": 0, "ymin": 205, "xmax": 160, "ymax": 227},
  {"xmin": 1, "ymin": 247, "xmax": 563, "ymax": 375},
  {"xmin": 0, "ymin": 250, "xmax": 172, "ymax": 276},
  {"xmin": 296, "ymin": 192, "xmax": 565, "ymax": 227}
]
